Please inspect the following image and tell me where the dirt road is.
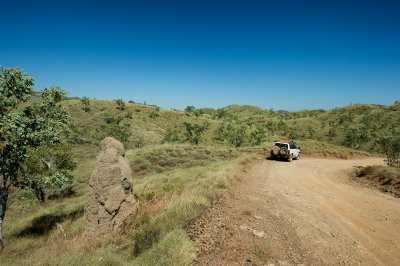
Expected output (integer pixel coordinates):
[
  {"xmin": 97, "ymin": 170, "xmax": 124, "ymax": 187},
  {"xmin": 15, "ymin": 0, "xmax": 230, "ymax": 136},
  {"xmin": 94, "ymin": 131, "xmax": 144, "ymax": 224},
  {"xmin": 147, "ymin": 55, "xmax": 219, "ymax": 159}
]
[{"xmin": 191, "ymin": 157, "xmax": 400, "ymax": 265}]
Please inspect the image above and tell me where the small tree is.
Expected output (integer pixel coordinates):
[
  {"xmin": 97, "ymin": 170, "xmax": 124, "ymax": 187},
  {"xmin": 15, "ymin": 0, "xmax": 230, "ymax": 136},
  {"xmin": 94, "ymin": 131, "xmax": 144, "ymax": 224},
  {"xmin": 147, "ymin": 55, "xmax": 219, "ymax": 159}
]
[
  {"xmin": 125, "ymin": 111, "xmax": 133, "ymax": 119},
  {"xmin": 308, "ymin": 126, "xmax": 316, "ymax": 139},
  {"xmin": 378, "ymin": 136, "xmax": 400, "ymax": 167},
  {"xmin": 185, "ymin": 106, "xmax": 195, "ymax": 116},
  {"xmin": 25, "ymin": 143, "xmax": 76, "ymax": 202},
  {"xmin": 288, "ymin": 130, "xmax": 300, "ymax": 141},
  {"xmin": 149, "ymin": 110, "xmax": 159, "ymax": 119},
  {"xmin": 225, "ymin": 123, "xmax": 247, "ymax": 147},
  {"xmin": 215, "ymin": 108, "xmax": 226, "ymax": 119},
  {"xmin": 94, "ymin": 123, "xmax": 132, "ymax": 146},
  {"xmin": 183, "ymin": 122, "xmax": 206, "ymax": 145},
  {"xmin": 104, "ymin": 112, "xmax": 123, "ymax": 124},
  {"xmin": 214, "ymin": 124, "xmax": 225, "ymax": 141},
  {"xmin": 343, "ymin": 127, "xmax": 371, "ymax": 150},
  {"xmin": 115, "ymin": 98, "xmax": 125, "ymax": 110},
  {"xmin": 0, "ymin": 67, "xmax": 71, "ymax": 248},
  {"xmin": 328, "ymin": 126, "xmax": 337, "ymax": 140},
  {"xmin": 162, "ymin": 129, "xmax": 180, "ymax": 143},
  {"xmin": 248, "ymin": 126, "xmax": 266, "ymax": 146},
  {"xmin": 81, "ymin": 96, "xmax": 90, "ymax": 112},
  {"xmin": 193, "ymin": 109, "xmax": 204, "ymax": 118}
]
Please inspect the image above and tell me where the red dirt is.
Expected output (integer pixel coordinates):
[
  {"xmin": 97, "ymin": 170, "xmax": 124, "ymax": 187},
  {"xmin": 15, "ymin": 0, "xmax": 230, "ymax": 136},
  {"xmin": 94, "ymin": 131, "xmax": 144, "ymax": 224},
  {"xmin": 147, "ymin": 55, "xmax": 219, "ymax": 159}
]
[{"xmin": 189, "ymin": 157, "xmax": 400, "ymax": 265}]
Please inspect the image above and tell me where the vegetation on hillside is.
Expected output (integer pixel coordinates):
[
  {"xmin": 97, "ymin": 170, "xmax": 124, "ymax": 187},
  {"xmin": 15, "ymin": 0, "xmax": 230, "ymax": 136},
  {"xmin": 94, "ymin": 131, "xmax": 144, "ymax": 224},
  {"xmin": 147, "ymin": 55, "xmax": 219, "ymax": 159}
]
[
  {"xmin": 1, "ymin": 66, "xmax": 399, "ymax": 264},
  {"xmin": 0, "ymin": 67, "xmax": 74, "ymax": 248}
]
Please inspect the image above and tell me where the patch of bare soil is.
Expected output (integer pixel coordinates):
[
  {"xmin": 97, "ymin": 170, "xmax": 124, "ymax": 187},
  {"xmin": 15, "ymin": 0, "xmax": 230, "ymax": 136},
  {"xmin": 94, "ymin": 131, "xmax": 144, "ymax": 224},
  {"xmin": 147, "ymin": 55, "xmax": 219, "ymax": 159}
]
[
  {"xmin": 189, "ymin": 158, "xmax": 400, "ymax": 265},
  {"xmin": 352, "ymin": 166, "xmax": 400, "ymax": 198}
]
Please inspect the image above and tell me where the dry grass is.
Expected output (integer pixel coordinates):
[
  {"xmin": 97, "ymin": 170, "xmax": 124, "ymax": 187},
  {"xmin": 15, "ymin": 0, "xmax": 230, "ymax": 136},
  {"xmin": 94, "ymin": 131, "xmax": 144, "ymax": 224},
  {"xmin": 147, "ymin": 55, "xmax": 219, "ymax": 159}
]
[
  {"xmin": 4, "ymin": 97, "xmax": 400, "ymax": 264},
  {"xmin": 1, "ymin": 141, "xmax": 253, "ymax": 265}
]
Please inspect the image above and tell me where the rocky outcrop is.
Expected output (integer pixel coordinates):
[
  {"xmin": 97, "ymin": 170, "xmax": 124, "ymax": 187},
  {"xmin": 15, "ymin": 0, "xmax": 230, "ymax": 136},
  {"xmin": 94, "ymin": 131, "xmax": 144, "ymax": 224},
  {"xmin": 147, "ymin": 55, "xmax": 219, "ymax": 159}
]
[{"xmin": 85, "ymin": 137, "xmax": 138, "ymax": 239}]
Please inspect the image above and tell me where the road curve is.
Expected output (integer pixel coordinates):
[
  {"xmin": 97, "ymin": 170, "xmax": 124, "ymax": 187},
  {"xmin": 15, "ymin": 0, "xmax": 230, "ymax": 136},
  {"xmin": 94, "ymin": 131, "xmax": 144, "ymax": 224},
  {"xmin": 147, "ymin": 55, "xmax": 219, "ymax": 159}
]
[{"xmin": 195, "ymin": 157, "xmax": 400, "ymax": 265}]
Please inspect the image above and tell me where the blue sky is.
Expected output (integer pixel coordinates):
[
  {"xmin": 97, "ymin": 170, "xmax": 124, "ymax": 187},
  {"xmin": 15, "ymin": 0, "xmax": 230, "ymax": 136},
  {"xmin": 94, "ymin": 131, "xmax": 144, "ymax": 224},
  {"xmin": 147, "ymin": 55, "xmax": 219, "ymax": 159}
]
[{"xmin": 1, "ymin": 0, "xmax": 399, "ymax": 111}]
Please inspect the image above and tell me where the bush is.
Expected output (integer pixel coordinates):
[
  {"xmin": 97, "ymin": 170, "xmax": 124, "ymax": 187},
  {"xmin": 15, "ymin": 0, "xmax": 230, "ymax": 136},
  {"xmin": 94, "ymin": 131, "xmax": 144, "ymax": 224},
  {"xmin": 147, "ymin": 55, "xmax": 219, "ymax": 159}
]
[
  {"xmin": 149, "ymin": 110, "xmax": 159, "ymax": 119},
  {"xmin": 183, "ymin": 122, "xmax": 206, "ymax": 145},
  {"xmin": 185, "ymin": 106, "xmax": 195, "ymax": 116},
  {"xmin": 80, "ymin": 96, "xmax": 90, "ymax": 112},
  {"xmin": 248, "ymin": 125, "xmax": 266, "ymax": 146},
  {"xmin": 162, "ymin": 129, "xmax": 180, "ymax": 144},
  {"xmin": 93, "ymin": 123, "xmax": 132, "ymax": 145},
  {"xmin": 193, "ymin": 109, "xmax": 204, "ymax": 118},
  {"xmin": 125, "ymin": 111, "xmax": 133, "ymax": 119},
  {"xmin": 114, "ymin": 98, "xmax": 125, "ymax": 110},
  {"xmin": 104, "ymin": 112, "xmax": 123, "ymax": 124},
  {"xmin": 214, "ymin": 123, "xmax": 247, "ymax": 147},
  {"xmin": 378, "ymin": 136, "xmax": 400, "ymax": 167}
]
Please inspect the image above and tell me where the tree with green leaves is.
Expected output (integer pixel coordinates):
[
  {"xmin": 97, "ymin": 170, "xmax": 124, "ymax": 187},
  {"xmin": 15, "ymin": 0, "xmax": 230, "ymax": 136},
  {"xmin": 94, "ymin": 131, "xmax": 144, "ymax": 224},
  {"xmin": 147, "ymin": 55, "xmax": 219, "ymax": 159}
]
[
  {"xmin": 214, "ymin": 124, "xmax": 226, "ymax": 141},
  {"xmin": 328, "ymin": 126, "xmax": 337, "ymax": 140},
  {"xmin": 104, "ymin": 112, "xmax": 123, "ymax": 124},
  {"xmin": 308, "ymin": 126, "xmax": 316, "ymax": 139},
  {"xmin": 225, "ymin": 123, "xmax": 247, "ymax": 147},
  {"xmin": 378, "ymin": 136, "xmax": 400, "ymax": 167},
  {"xmin": 248, "ymin": 125, "xmax": 266, "ymax": 146},
  {"xmin": 185, "ymin": 106, "xmax": 195, "ymax": 116},
  {"xmin": 343, "ymin": 127, "xmax": 371, "ymax": 150},
  {"xmin": 182, "ymin": 122, "xmax": 206, "ymax": 145},
  {"xmin": 115, "ymin": 98, "xmax": 125, "ymax": 110},
  {"xmin": 162, "ymin": 129, "xmax": 180, "ymax": 144},
  {"xmin": 193, "ymin": 109, "xmax": 204, "ymax": 118},
  {"xmin": 94, "ymin": 122, "xmax": 132, "ymax": 146},
  {"xmin": 0, "ymin": 67, "xmax": 71, "ymax": 248},
  {"xmin": 25, "ymin": 143, "xmax": 76, "ymax": 202},
  {"xmin": 81, "ymin": 96, "xmax": 90, "ymax": 112},
  {"xmin": 215, "ymin": 108, "xmax": 226, "ymax": 119}
]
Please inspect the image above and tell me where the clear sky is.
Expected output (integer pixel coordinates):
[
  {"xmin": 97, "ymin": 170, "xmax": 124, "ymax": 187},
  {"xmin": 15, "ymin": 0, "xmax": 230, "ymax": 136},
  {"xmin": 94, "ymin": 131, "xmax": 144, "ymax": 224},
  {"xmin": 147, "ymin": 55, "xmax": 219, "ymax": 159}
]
[{"xmin": 1, "ymin": 0, "xmax": 399, "ymax": 111}]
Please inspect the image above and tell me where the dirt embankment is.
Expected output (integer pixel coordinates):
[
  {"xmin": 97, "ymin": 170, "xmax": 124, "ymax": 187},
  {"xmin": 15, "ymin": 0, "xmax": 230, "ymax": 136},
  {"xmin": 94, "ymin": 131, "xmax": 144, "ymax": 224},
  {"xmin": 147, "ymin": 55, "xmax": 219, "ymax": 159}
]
[{"xmin": 189, "ymin": 157, "xmax": 400, "ymax": 265}]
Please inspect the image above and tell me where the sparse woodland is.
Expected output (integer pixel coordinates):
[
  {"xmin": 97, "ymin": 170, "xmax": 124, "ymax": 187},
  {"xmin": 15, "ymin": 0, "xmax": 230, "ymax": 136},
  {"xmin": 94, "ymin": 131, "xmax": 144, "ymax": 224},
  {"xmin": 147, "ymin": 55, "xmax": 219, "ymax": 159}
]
[{"xmin": 1, "ymin": 67, "xmax": 399, "ymax": 264}]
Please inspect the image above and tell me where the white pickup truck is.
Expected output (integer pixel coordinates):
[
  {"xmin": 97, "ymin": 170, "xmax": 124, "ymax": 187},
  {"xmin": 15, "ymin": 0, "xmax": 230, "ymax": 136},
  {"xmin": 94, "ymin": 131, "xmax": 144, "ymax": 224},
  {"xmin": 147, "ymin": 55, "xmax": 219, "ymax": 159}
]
[{"xmin": 270, "ymin": 140, "xmax": 300, "ymax": 162}]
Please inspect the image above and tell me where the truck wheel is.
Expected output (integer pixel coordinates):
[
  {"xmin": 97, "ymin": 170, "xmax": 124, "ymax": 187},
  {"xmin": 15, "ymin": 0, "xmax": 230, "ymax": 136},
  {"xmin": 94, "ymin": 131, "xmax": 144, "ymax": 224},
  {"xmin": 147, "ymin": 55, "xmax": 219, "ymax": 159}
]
[
  {"xmin": 296, "ymin": 154, "xmax": 300, "ymax": 160},
  {"xmin": 288, "ymin": 155, "xmax": 292, "ymax": 162}
]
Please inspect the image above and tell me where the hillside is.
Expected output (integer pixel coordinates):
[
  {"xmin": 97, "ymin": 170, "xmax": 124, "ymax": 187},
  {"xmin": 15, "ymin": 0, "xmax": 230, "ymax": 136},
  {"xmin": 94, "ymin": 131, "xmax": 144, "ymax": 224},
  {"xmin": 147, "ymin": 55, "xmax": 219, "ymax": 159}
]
[
  {"xmin": 64, "ymin": 98, "xmax": 400, "ymax": 156},
  {"xmin": 2, "ymin": 96, "xmax": 399, "ymax": 265}
]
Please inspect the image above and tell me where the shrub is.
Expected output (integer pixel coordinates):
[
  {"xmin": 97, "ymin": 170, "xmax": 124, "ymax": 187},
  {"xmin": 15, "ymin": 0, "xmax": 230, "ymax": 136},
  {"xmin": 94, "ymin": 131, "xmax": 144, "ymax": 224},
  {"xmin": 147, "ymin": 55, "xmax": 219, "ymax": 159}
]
[
  {"xmin": 25, "ymin": 143, "xmax": 77, "ymax": 203},
  {"xmin": 149, "ymin": 110, "xmax": 159, "ymax": 119},
  {"xmin": 193, "ymin": 109, "xmax": 204, "ymax": 118},
  {"xmin": 185, "ymin": 106, "xmax": 195, "ymax": 116},
  {"xmin": 125, "ymin": 111, "xmax": 133, "ymax": 119},
  {"xmin": 328, "ymin": 126, "xmax": 337, "ymax": 140},
  {"xmin": 114, "ymin": 98, "xmax": 125, "ymax": 110},
  {"xmin": 93, "ymin": 123, "xmax": 132, "ymax": 145},
  {"xmin": 183, "ymin": 122, "xmax": 206, "ymax": 145},
  {"xmin": 225, "ymin": 123, "xmax": 247, "ymax": 147},
  {"xmin": 248, "ymin": 125, "xmax": 266, "ymax": 146},
  {"xmin": 104, "ymin": 112, "xmax": 123, "ymax": 124},
  {"xmin": 80, "ymin": 96, "xmax": 90, "ymax": 112},
  {"xmin": 162, "ymin": 129, "xmax": 180, "ymax": 143},
  {"xmin": 378, "ymin": 136, "xmax": 400, "ymax": 167}
]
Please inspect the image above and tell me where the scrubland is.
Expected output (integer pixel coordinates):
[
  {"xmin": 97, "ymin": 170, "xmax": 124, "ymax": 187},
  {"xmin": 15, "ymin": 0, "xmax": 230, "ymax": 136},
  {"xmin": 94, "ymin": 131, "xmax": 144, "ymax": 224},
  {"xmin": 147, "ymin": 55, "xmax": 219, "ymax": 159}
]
[{"xmin": 1, "ymin": 97, "xmax": 399, "ymax": 265}]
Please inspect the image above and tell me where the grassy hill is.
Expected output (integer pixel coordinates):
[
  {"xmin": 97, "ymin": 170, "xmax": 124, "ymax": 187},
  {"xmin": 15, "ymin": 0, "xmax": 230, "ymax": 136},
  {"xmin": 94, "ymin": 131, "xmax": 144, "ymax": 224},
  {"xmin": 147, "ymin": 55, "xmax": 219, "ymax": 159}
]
[
  {"xmin": 2, "ymin": 96, "xmax": 398, "ymax": 265},
  {"xmin": 60, "ymin": 98, "xmax": 400, "ymax": 157}
]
